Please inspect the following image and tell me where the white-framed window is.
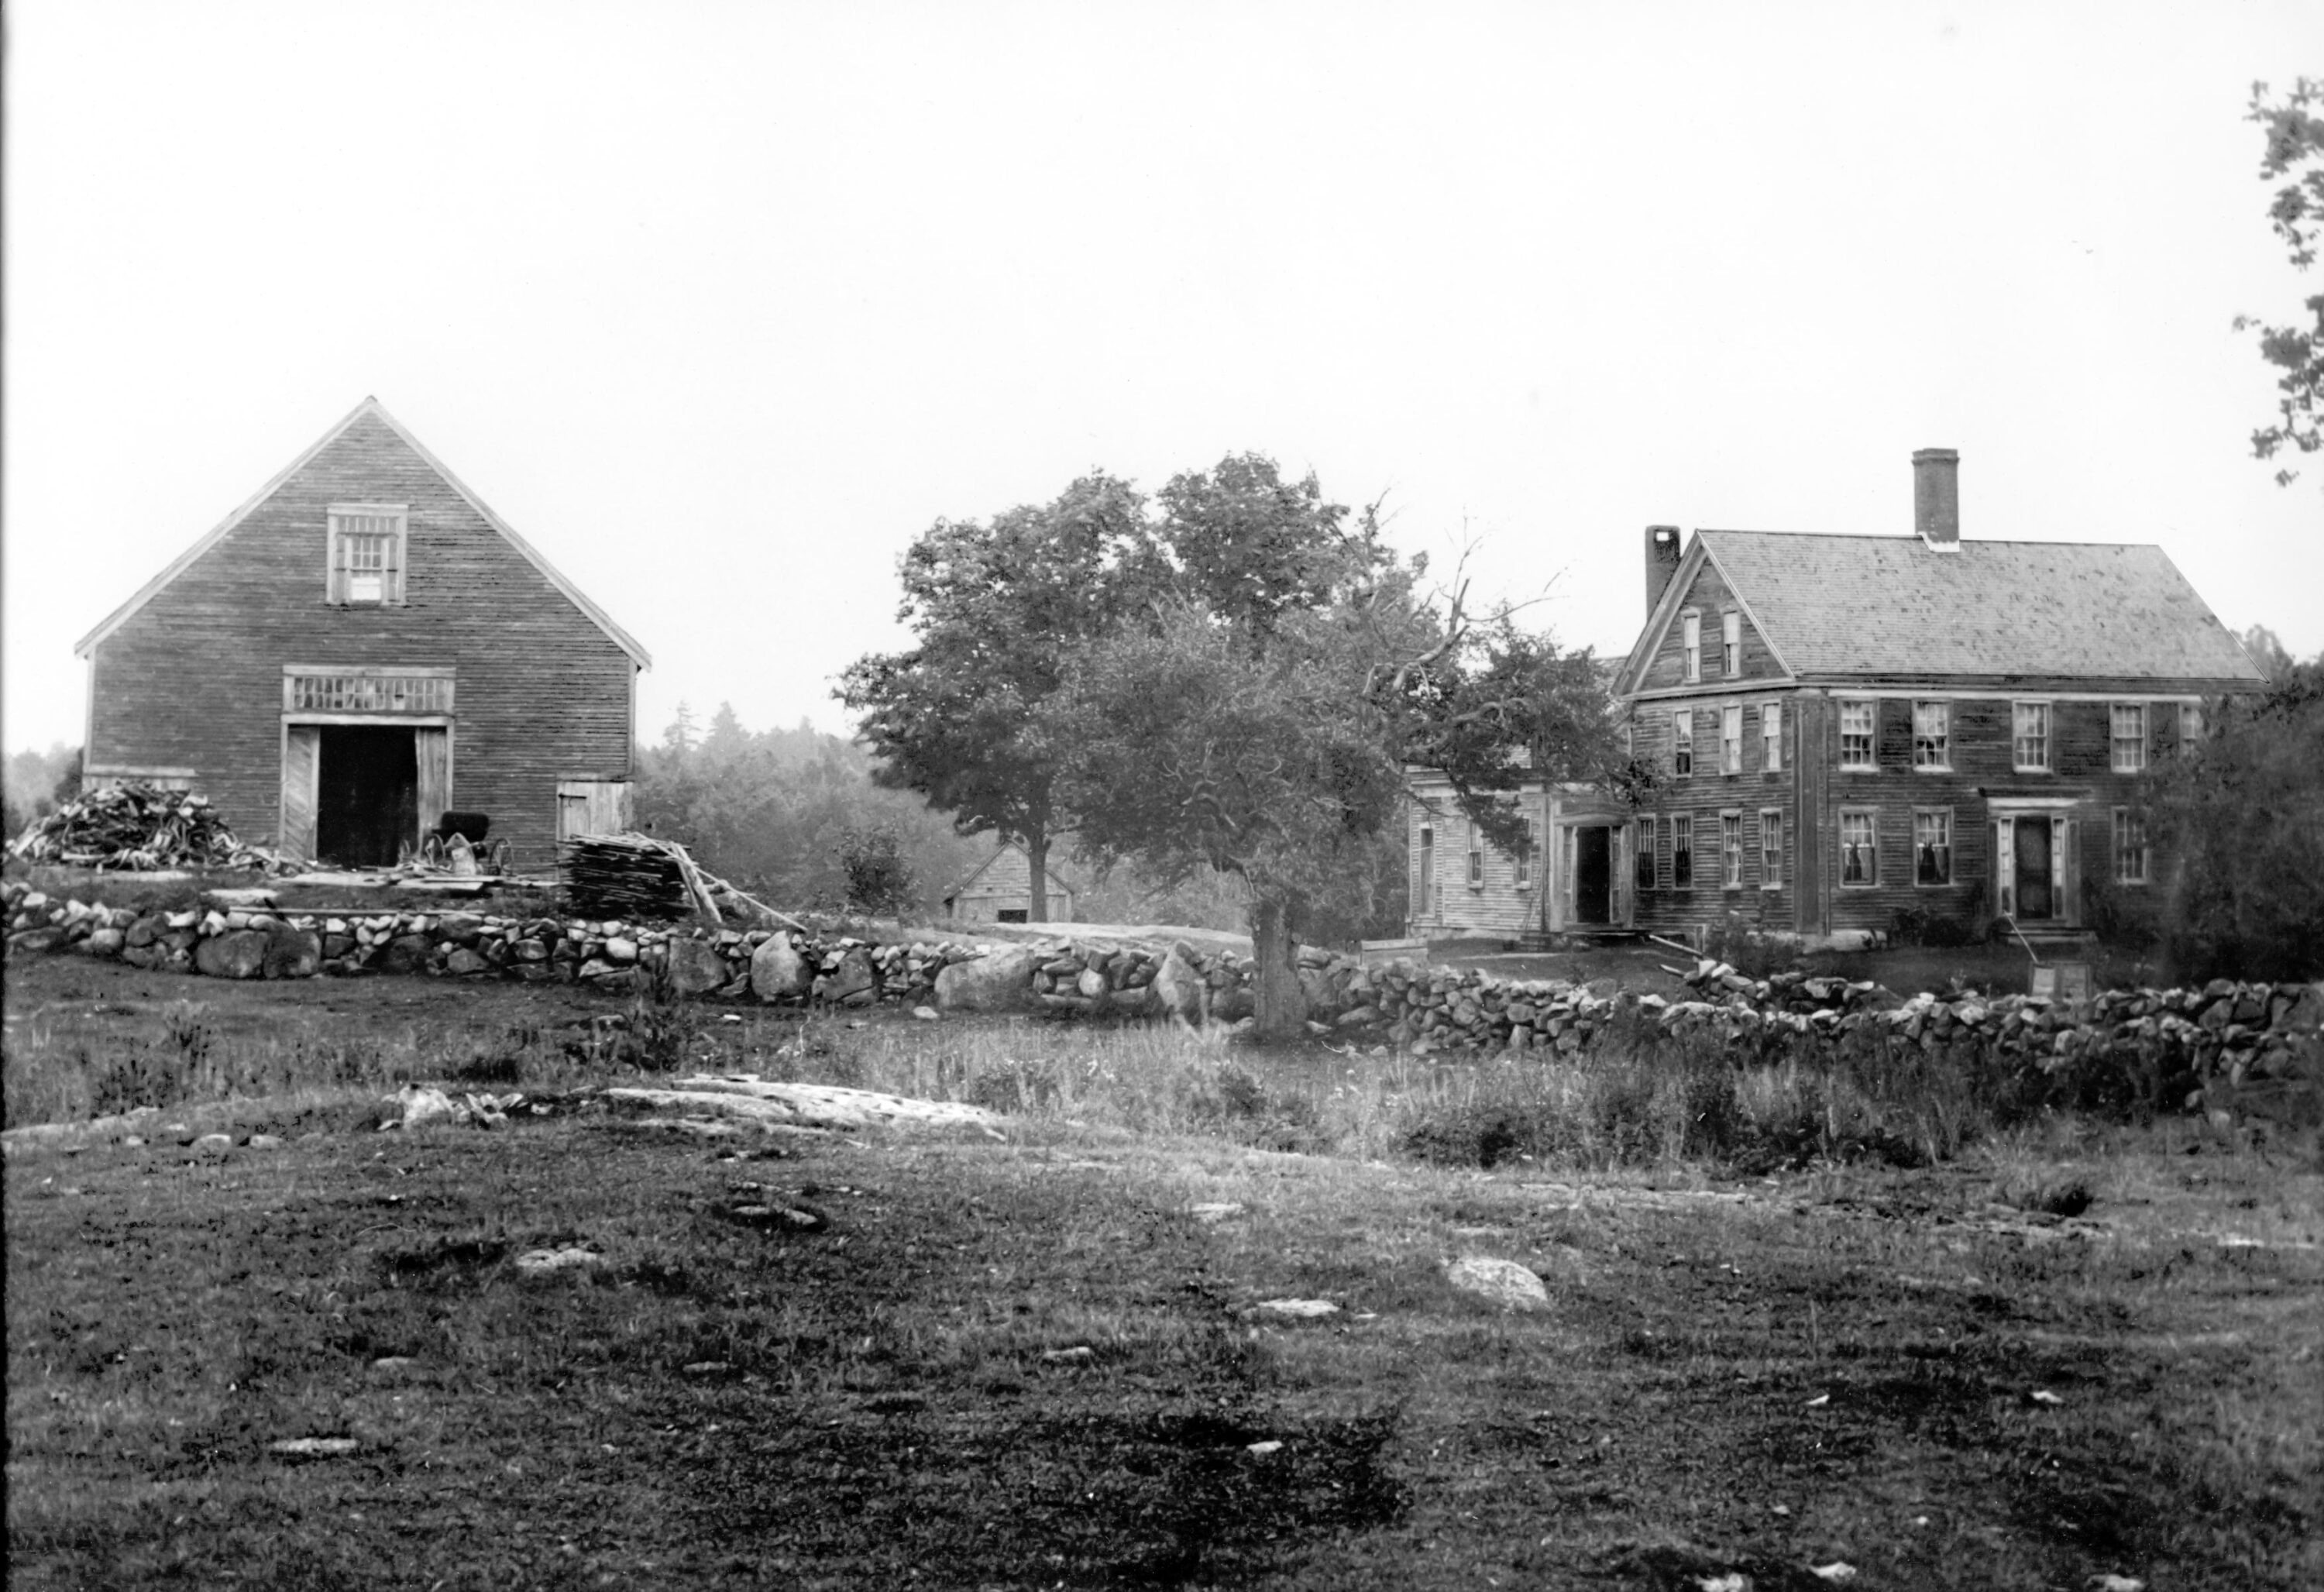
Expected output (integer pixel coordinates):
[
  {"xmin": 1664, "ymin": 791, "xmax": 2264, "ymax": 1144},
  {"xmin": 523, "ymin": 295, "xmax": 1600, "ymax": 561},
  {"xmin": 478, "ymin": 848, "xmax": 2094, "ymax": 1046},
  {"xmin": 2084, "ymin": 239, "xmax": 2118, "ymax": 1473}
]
[
  {"xmin": 2113, "ymin": 808, "xmax": 2148, "ymax": 884},
  {"xmin": 1721, "ymin": 811, "xmax": 1744, "ymax": 888},
  {"xmin": 1839, "ymin": 700, "xmax": 1876, "ymax": 769},
  {"xmin": 1514, "ymin": 818, "xmax": 1535, "ymax": 888},
  {"xmin": 1673, "ymin": 814, "xmax": 1693, "ymax": 888},
  {"xmin": 1636, "ymin": 816, "xmax": 1658, "ymax": 891},
  {"xmin": 1913, "ymin": 700, "xmax": 1949, "ymax": 770},
  {"xmin": 1762, "ymin": 702, "xmax": 1783, "ymax": 772},
  {"xmin": 2111, "ymin": 703, "xmax": 2147, "ymax": 772},
  {"xmin": 1721, "ymin": 610, "xmax": 1741, "ymax": 677},
  {"xmin": 1673, "ymin": 711, "xmax": 1693, "ymax": 776},
  {"xmin": 1417, "ymin": 824, "xmax": 1434, "ymax": 915},
  {"xmin": 1840, "ymin": 809, "xmax": 1877, "ymax": 887},
  {"xmin": 1721, "ymin": 705, "xmax": 1744, "ymax": 775},
  {"xmin": 2013, "ymin": 701, "xmax": 2051, "ymax": 772},
  {"xmin": 1466, "ymin": 821, "xmax": 1483, "ymax": 888},
  {"xmin": 2179, "ymin": 701, "xmax": 2205, "ymax": 748},
  {"xmin": 1913, "ymin": 809, "xmax": 1952, "ymax": 885},
  {"xmin": 1682, "ymin": 610, "xmax": 1702, "ymax": 683},
  {"xmin": 328, "ymin": 504, "xmax": 409, "ymax": 605},
  {"xmin": 1759, "ymin": 808, "xmax": 1783, "ymax": 888}
]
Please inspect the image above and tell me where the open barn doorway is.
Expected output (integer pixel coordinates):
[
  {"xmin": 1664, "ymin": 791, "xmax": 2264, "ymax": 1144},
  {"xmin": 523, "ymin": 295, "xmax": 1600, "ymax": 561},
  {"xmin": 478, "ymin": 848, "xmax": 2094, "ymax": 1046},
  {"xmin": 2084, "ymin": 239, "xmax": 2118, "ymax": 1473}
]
[{"xmin": 315, "ymin": 726, "xmax": 418, "ymax": 866}]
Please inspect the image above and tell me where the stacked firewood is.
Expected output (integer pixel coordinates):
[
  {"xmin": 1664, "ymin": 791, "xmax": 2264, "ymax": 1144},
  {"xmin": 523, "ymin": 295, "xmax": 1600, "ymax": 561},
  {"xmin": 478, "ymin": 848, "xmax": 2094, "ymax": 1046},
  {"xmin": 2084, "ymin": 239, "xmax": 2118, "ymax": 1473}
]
[
  {"xmin": 561, "ymin": 833, "xmax": 698, "ymax": 918},
  {"xmin": 6, "ymin": 781, "xmax": 292, "ymax": 873}
]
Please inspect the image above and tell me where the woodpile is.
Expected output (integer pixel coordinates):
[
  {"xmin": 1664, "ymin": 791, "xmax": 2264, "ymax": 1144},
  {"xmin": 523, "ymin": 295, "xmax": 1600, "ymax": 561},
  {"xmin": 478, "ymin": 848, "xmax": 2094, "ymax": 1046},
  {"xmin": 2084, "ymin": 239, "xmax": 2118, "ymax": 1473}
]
[
  {"xmin": 6, "ymin": 781, "xmax": 291, "ymax": 873},
  {"xmin": 559, "ymin": 832, "xmax": 801, "ymax": 931}
]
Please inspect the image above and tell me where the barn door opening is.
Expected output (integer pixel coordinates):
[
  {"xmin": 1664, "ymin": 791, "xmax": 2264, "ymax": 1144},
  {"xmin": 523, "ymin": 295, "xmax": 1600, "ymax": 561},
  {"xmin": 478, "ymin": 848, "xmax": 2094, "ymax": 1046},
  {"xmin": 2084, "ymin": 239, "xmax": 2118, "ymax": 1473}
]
[
  {"xmin": 280, "ymin": 727, "xmax": 320, "ymax": 861},
  {"xmin": 315, "ymin": 726, "xmax": 419, "ymax": 867}
]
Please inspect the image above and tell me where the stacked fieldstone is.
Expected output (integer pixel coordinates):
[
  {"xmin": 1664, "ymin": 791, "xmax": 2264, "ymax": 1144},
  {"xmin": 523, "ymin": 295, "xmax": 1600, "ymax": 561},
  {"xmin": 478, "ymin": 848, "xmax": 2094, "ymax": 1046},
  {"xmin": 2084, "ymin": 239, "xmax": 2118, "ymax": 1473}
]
[{"xmin": 5, "ymin": 878, "xmax": 2317, "ymax": 1120}]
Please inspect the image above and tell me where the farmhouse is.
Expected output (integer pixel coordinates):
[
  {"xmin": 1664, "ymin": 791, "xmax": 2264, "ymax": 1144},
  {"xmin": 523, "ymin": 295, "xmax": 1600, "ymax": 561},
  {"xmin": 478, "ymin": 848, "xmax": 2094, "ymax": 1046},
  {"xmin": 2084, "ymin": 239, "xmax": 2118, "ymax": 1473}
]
[
  {"xmin": 1410, "ymin": 449, "xmax": 2266, "ymax": 944},
  {"xmin": 944, "ymin": 840, "xmax": 1075, "ymax": 924},
  {"xmin": 74, "ymin": 397, "xmax": 649, "ymax": 869}
]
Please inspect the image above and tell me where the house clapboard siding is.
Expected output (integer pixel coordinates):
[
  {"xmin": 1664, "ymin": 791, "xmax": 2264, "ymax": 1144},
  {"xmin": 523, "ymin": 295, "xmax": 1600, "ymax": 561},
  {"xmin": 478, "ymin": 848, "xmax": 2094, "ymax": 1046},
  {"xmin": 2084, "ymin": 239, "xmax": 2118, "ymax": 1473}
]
[{"xmin": 76, "ymin": 399, "xmax": 647, "ymax": 868}]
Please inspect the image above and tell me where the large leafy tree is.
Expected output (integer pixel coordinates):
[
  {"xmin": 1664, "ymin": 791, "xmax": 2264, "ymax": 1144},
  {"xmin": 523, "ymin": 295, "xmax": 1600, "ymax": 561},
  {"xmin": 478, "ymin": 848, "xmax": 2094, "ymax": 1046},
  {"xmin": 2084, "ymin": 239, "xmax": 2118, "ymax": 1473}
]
[
  {"xmin": 837, "ymin": 473, "xmax": 1156, "ymax": 921},
  {"xmin": 1044, "ymin": 482, "xmax": 1617, "ymax": 1039},
  {"xmin": 2235, "ymin": 77, "xmax": 2324, "ymax": 486}
]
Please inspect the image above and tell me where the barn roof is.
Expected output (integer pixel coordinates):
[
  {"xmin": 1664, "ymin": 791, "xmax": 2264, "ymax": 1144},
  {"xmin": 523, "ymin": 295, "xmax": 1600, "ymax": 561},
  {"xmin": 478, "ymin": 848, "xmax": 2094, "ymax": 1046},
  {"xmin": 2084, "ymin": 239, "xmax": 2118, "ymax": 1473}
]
[
  {"xmin": 74, "ymin": 397, "xmax": 651, "ymax": 666},
  {"xmin": 1618, "ymin": 529, "xmax": 2261, "ymax": 693}
]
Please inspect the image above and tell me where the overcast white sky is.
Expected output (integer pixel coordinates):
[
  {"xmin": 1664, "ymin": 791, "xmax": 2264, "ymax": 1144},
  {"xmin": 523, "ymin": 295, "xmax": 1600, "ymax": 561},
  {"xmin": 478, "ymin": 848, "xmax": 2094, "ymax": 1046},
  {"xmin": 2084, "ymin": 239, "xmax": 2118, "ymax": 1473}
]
[{"xmin": 7, "ymin": 1, "xmax": 2320, "ymax": 756}]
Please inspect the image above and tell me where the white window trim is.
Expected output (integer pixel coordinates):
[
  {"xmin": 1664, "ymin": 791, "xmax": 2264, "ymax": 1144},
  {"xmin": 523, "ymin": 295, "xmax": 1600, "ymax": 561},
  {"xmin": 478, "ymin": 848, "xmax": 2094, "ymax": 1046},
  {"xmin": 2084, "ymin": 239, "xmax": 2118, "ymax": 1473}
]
[
  {"xmin": 1838, "ymin": 698, "xmax": 1877, "ymax": 771},
  {"xmin": 1680, "ymin": 609, "xmax": 1702, "ymax": 684},
  {"xmin": 2113, "ymin": 806, "xmax": 2150, "ymax": 885},
  {"xmin": 2110, "ymin": 703, "xmax": 2148, "ymax": 774},
  {"xmin": 1721, "ymin": 704, "xmax": 1744, "ymax": 775},
  {"xmin": 1721, "ymin": 609, "xmax": 1742, "ymax": 678},
  {"xmin": 2012, "ymin": 700, "xmax": 2053, "ymax": 774},
  {"xmin": 1761, "ymin": 703, "xmax": 1783, "ymax": 773},
  {"xmin": 1673, "ymin": 710, "xmax": 1694, "ymax": 777},
  {"xmin": 1758, "ymin": 807, "xmax": 1783, "ymax": 889},
  {"xmin": 327, "ymin": 503, "xmax": 411, "ymax": 607},
  {"xmin": 1912, "ymin": 806, "xmax": 1954, "ymax": 889},
  {"xmin": 1466, "ymin": 821, "xmax": 1484, "ymax": 889},
  {"xmin": 1838, "ymin": 807, "xmax": 1879, "ymax": 889},
  {"xmin": 1912, "ymin": 699, "xmax": 1951, "ymax": 772},
  {"xmin": 1720, "ymin": 809, "xmax": 1744, "ymax": 890}
]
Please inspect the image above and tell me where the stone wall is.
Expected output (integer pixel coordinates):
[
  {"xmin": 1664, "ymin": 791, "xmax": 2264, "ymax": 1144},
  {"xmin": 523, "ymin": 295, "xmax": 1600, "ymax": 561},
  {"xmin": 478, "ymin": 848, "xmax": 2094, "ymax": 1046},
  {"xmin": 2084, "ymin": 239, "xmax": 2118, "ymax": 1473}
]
[{"xmin": 5, "ymin": 879, "xmax": 2316, "ymax": 1123}]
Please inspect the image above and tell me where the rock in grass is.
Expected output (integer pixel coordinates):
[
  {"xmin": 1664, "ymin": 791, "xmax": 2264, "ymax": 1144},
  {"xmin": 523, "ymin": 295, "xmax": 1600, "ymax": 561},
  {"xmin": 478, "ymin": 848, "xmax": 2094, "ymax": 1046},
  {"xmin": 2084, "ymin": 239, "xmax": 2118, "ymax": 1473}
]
[
  {"xmin": 750, "ymin": 934, "xmax": 811, "ymax": 1000},
  {"xmin": 194, "ymin": 929, "xmax": 268, "ymax": 979},
  {"xmin": 722, "ymin": 1201, "xmax": 828, "ymax": 1233},
  {"xmin": 1446, "ymin": 1256, "xmax": 1551, "ymax": 1313},
  {"xmin": 269, "ymin": 1436, "xmax": 359, "ymax": 1458},
  {"xmin": 1252, "ymin": 1298, "xmax": 1339, "ymax": 1320},
  {"xmin": 192, "ymin": 1132, "xmax": 234, "ymax": 1153},
  {"xmin": 933, "ymin": 945, "xmax": 1044, "ymax": 1013},
  {"xmin": 514, "ymin": 1246, "xmax": 606, "ymax": 1276},
  {"xmin": 1188, "ymin": 1202, "xmax": 1245, "ymax": 1223}
]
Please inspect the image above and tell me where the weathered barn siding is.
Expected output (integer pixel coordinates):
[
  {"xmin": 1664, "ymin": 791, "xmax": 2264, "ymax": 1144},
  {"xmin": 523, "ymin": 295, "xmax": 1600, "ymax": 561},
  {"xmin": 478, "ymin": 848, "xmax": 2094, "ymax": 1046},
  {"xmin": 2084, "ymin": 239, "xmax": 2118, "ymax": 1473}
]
[
  {"xmin": 947, "ymin": 841, "xmax": 1075, "ymax": 923},
  {"xmin": 82, "ymin": 407, "xmax": 638, "ymax": 865}
]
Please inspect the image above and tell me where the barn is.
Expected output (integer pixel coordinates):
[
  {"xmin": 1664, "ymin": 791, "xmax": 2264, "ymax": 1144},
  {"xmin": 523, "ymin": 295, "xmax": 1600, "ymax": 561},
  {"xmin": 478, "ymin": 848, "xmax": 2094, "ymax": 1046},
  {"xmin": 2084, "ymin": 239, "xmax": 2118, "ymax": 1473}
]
[
  {"xmin": 943, "ymin": 841, "xmax": 1076, "ymax": 925},
  {"xmin": 73, "ymin": 397, "xmax": 649, "ymax": 869}
]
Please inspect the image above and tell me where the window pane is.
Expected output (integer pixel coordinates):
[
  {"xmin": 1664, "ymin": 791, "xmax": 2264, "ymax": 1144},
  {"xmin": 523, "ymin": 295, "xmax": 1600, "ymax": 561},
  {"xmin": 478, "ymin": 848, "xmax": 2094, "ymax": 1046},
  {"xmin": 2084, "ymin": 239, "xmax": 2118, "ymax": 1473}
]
[
  {"xmin": 2111, "ymin": 703, "xmax": 2146, "ymax": 772},
  {"xmin": 1762, "ymin": 703, "xmax": 1782, "ymax": 771},
  {"xmin": 1914, "ymin": 810, "xmax": 1951, "ymax": 885},
  {"xmin": 1841, "ymin": 812, "xmax": 1875, "ymax": 885},
  {"xmin": 1761, "ymin": 812, "xmax": 1782, "ymax": 885},
  {"xmin": 1841, "ymin": 701, "xmax": 1875, "ymax": 768},
  {"xmin": 1913, "ymin": 701, "xmax": 1948, "ymax": 767},
  {"xmin": 1674, "ymin": 713, "xmax": 1693, "ymax": 775},
  {"xmin": 1636, "ymin": 818, "xmax": 1657, "ymax": 889},
  {"xmin": 1722, "ymin": 814, "xmax": 1742, "ymax": 885},
  {"xmin": 2013, "ymin": 703, "xmax": 2050, "ymax": 770},
  {"xmin": 1722, "ymin": 707, "xmax": 1742, "ymax": 774},
  {"xmin": 1673, "ymin": 817, "xmax": 1692, "ymax": 887}
]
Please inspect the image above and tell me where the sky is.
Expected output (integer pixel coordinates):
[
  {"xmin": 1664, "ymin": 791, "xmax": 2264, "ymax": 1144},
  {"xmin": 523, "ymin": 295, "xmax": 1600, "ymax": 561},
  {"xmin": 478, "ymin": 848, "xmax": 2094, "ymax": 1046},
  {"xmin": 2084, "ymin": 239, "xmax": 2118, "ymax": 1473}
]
[{"xmin": 7, "ymin": 0, "xmax": 2321, "ymax": 757}]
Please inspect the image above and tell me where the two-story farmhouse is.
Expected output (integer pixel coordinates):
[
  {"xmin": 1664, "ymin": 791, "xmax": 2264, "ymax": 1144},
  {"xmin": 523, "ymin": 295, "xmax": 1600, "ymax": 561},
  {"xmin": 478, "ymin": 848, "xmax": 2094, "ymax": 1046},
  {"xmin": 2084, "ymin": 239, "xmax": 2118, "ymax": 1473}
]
[
  {"xmin": 74, "ymin": 397, "xmax": 649, "ymax": 868},
  {"xmin": 1409, "ymin": 449, "xmax": 2265, "ymax": 945}
]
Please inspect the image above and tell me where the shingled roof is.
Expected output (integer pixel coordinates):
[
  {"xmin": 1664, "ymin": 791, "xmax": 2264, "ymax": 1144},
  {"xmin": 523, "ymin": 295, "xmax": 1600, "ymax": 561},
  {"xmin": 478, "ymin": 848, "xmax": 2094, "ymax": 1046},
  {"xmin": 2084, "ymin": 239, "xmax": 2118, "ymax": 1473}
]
[{"xmin": 1679, "ymin": 530, "xmax": 2263, "ymax": 684}]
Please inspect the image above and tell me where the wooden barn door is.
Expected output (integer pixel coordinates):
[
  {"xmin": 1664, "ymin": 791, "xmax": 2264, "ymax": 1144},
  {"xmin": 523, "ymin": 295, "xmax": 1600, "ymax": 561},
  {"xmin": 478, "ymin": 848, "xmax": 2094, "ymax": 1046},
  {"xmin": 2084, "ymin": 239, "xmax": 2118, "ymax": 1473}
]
[
  {"xmin": 280, "ymin": 727, "xmax": 320, "ymax": 861},
  {"xmin": 414, "ymin": 728, "xmax": 451, "ymax": 837}
]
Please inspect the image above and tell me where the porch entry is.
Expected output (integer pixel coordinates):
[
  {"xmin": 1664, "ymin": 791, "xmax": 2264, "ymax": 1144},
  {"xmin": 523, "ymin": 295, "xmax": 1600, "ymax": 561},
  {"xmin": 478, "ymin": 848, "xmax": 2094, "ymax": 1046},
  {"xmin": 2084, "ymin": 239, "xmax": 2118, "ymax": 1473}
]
[
  {"xmin": 1556, "ymin": 820, "xmax": 1628, "ymax": 930},
  {"xmin": 1991, "ymin": 811, "xmax": 2080, "ymax": 926},
  {"xmin": 280, "ymin": 724, "xmax": 450, "ymax": 865}
]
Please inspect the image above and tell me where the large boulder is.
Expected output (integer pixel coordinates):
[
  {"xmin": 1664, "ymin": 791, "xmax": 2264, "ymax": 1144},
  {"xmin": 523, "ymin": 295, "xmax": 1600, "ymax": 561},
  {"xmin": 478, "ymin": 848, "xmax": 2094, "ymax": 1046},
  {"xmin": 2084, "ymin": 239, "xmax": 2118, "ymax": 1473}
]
[
  {"xmin": 666, "ymin": 937, "xmax": 729, "ymax": 996},
  {"xmin": 194, "ymin": 930, "xmax": 269, "ymax": 979},
  {"xmin": 816, "ymin": 947, "xmax": 878, "ymax": 1003},
  {"xmin": 751, "ymin": 934, "xmax": 811, "ymax": 1002},
  {"xmin": 1445, "ymin": 1257, "xmax": 1552, "ymax": 1314},
  {"xmin": 933, "ymin": 945, "xmax": 1043, "ymax": 1013},
  {"xmin": 1149, "ymin": 943, "xmax": 1209, "ymax": 1024},
  {"xmin": 261, "ymin": 927, "xmax": 322, "ymax": 979}
]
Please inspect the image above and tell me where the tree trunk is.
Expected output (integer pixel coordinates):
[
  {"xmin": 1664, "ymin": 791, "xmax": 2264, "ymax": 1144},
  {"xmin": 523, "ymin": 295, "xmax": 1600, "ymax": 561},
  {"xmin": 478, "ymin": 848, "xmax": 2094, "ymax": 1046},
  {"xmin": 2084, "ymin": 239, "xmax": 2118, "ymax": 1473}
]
[
  {"xmin": 1026, "ymin": 828, "xmax": 1050, "ymax": 924},
  {"xmin": 1250, "ymin": 892, "xmax": 1307, "ymax": 1041}
]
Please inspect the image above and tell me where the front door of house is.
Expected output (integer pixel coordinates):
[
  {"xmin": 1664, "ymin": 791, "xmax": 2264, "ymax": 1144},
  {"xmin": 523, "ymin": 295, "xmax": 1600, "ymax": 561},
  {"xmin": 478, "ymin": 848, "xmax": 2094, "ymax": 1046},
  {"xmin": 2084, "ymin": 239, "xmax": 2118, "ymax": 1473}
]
[
  {"xmin": 1574, "ymin": 827, "xmax": 1611, "ymax": 925},
  {"xmin": 2014, "ymin": 815, "xmax": 2053, "ymax": 921}
]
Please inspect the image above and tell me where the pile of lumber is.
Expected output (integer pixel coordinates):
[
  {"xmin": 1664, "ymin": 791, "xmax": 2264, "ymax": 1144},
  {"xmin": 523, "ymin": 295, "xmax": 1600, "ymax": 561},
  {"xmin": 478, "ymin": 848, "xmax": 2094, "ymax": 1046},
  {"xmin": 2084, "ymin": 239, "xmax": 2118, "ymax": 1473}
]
[
  {"xmin": 6, "ymin": 782, "xmax": 292, "ymax": 873},
  {"xmin": 561, "ymin": 832, "xmax": 803, "ymax": 930}
]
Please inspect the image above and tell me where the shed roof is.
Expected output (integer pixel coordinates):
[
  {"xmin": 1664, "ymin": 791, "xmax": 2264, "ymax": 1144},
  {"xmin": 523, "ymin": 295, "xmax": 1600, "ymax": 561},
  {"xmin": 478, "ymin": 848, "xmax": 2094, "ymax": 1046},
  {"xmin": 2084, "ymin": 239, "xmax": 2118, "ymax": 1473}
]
[
  {"xmin": 944, "ymin": 840, "xmax": 1074, "ymax": 904},
  {"xmin": 1624, "ymin": 530, "xmax": 2261, "ymax": 689}
]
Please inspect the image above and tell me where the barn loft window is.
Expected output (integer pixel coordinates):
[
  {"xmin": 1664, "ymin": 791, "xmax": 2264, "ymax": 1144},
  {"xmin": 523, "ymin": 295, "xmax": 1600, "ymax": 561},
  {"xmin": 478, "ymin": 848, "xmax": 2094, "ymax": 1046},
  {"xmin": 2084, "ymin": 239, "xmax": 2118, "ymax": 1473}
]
[
  {"xmin": 2013, "ymin": 701, "xmax": 2051, "ymax": 772},
  {"xmin": 1913, "ymin": 700, "xmax": 1950, "ymax": 769},
  {"xmin": 1839, "ymin": 700, "xmax": 1875, "ymax": 769},
  {"xmin": 2110, "ymin": 703, "xmax": 2147, "ymax": 772},
  {"xmin": 284, "ymin": 669, "xmax": 453, "ymax": 713},
  {"xmin": 328, "ymin": 505, "xmax": 408, "ymax": 605}
]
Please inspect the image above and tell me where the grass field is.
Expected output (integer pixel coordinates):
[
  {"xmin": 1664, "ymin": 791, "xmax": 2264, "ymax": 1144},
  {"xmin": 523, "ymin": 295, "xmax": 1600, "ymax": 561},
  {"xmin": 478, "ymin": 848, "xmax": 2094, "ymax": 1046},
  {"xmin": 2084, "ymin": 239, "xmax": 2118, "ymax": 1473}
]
[{"xmin": 6, "ymin": 954, "xmax": 2320, "ymax": 1589}]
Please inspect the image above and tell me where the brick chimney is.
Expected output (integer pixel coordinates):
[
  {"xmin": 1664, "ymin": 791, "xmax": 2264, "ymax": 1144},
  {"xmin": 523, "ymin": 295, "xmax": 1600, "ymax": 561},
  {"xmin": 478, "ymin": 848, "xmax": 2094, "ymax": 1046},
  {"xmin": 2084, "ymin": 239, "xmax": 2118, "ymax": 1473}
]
[
  {"xmin": 1644, "ymin": 524, "xmax": 1683, "ymax": 617},
  {"xmin": 1913, "ymin": 448, "xmax": 1960, "ymax": 552}
]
